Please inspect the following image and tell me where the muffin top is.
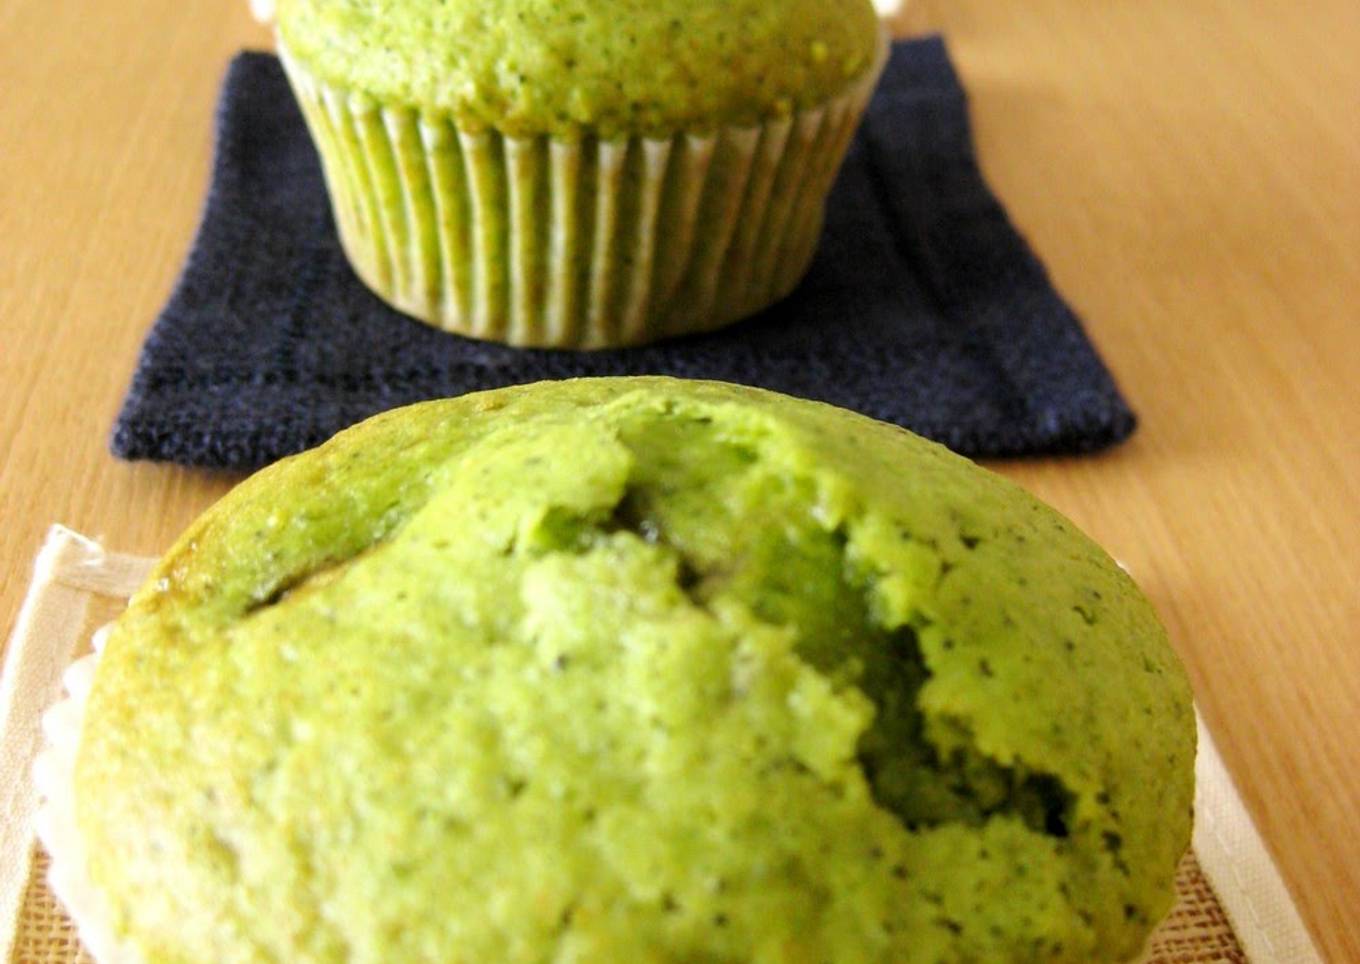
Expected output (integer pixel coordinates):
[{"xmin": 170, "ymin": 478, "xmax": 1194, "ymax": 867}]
[
  {"xmin": 76, "ymin": 378, "xmax": 1194, "ymax": 961},
  {"xmin": 275, "ymin": 0, "xmax": 884, "ymax": 137}
]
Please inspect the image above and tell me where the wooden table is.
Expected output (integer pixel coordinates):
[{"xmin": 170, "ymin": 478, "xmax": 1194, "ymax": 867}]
[{"xmin": 2, "ymin": 0, "xmax": 1356, "ymax": 958}]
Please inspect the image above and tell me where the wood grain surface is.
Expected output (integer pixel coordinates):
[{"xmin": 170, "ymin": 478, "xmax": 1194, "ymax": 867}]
[{"xmin": 2, "ymin": 0, "xmax": 1356, "ymax": 959}]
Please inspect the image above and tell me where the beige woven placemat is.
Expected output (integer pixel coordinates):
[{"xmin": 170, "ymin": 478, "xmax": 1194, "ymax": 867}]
[{"xmin": 0, "ymin": 526, "xmax": 1324, "ymax": 962}]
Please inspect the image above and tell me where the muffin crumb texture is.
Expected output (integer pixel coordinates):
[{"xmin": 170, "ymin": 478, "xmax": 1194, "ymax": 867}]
[
  {"xmin": 77, "ymin": 379, "xmax": 1194, "ymax": 962},
  {"xmin": 276, "ymin": 0, "xmax": 883, "ymax": 136}
]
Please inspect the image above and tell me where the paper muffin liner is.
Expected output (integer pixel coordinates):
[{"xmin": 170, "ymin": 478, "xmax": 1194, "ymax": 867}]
[
  {"xmin": 32, "ymin": 628, "xmax": 141, "ymax": 964},
  {"xmin": 278, "ymin": 31, "xmax": 888, "ymax": 348}
]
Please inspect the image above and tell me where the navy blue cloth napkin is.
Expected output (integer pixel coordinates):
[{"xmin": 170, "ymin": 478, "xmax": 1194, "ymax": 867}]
[{"xmin": 112, "ymin": 37, "xmax": 1135, "ymax": 470}]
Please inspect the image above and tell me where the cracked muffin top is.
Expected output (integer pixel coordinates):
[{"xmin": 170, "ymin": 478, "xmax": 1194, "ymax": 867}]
[
  {"xmin": 275, "ymin": 0, "xmax": 883, "ymax": 137},
  {"xmin": 76, "ymin": 377, "xmax": 1194, "ymax": 961}
]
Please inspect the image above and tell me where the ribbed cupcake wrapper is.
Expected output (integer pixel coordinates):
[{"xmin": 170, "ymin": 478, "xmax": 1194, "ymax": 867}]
[
  {"xmin": 279, "ymin": 35, "xmax": 886, "ymax": 348},
  {"xmin": 34, "ymin": 631, "xmax": 142, "ymax": 964}
]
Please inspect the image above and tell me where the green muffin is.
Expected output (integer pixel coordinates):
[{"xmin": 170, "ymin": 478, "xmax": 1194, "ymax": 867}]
[
  {"xmin": 276, "ymin": 0, "xmax": 886, "ymax": 348},
  {"xmin": 69, "ymin": 378, "xmax": 1193, "ymax": 961}
]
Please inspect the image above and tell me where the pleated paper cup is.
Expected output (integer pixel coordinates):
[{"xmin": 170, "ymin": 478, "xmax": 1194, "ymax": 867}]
[
  {"xmin": 33, "ymin": 630, "xmax": 143, "ymax": 963},
  {"xmin": 278, "ymin": 32, "xmax": 887, "ymax": 349}
]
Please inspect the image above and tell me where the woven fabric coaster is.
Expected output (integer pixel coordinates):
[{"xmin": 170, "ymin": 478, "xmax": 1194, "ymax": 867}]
[
  {"xmin": 111, "ymin": 37, "xmax": 1137, "ymax": 471},
  {"xmin": 1, "ymin": 528, "xmax": 1322, "ymax": 962}
]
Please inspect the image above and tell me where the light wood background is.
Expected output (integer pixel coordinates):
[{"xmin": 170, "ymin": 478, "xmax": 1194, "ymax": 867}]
[{"xmin": 2, "ymin": 0, "xmax": 1356, "ymax": 958}]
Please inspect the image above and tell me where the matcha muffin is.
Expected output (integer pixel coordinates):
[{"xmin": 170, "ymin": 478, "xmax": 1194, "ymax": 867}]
[
  {"xmin": 275, "ymin": 0, "xmax": 886, "ymax": 347},
  {"xmin": 55, "ymin": 378, "xmax": 1193, "ymax": 960}
]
